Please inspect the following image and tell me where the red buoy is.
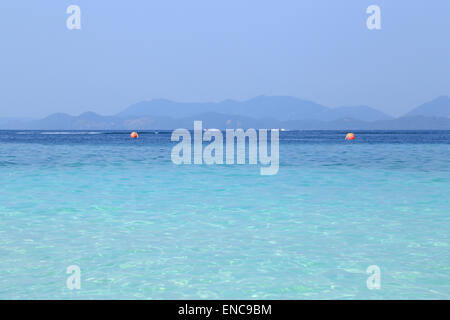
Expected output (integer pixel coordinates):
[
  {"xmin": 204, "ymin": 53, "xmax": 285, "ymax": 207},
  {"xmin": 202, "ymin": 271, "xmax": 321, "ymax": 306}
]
[
  {"xmin": 345, "ymin": 132, "xmax": 355, "ymax": 140},
  {"xmin": 130, "ymin": 131, "xmax": 139, "ymax": 138}
]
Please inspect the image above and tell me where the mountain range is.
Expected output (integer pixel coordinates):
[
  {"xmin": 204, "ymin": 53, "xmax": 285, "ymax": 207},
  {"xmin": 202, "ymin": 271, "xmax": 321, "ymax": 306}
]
[{"xmin": 2, "ymin": 95, "xmax": 450, "ymax": 130}]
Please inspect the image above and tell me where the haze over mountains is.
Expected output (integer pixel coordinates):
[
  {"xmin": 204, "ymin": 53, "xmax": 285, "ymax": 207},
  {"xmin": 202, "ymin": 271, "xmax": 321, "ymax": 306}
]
[{"xmin": 2, "ymin": 96, "xmax": 450, "ymax": 130}]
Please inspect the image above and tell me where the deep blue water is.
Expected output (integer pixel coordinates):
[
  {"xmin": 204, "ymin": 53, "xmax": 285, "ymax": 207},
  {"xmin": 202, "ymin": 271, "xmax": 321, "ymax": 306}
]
[{"xmin": 0, "ymin": 130, "xmax": 449, "ymax": 299}]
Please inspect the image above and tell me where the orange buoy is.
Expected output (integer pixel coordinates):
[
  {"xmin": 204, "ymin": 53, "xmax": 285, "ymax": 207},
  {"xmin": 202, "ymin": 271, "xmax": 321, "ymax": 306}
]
[
  {"xmin": 130, "ymin": 131, "xmax": 139, "ymax": 138},
  {"xmin": 345, "ymin": 132, "xmax": 355, "ymax": 140}
]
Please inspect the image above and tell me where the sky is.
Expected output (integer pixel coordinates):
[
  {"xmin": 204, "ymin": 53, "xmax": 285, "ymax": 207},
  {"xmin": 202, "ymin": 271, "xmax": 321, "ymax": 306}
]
[{"xmin": 0, "ymin": 0, "xmax": 449, "ymax": 118}]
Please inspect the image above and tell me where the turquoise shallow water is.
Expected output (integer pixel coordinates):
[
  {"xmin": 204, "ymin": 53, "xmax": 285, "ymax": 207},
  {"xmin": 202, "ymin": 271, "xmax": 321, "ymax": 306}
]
[{"xmin": 0, "ymin": 130, "xmax": 449, "ymax": 299}]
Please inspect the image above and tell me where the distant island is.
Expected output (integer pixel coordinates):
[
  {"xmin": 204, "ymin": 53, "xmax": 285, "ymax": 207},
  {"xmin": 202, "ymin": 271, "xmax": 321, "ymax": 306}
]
[{"xmin": 1, "ymin": 95, "xmax": 450, "ymax": 130}]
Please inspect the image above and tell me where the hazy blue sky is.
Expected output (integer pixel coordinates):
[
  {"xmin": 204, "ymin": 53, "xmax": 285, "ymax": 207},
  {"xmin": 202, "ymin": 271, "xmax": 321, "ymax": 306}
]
[{"xmin": 0, "ymin": 0, "xmax": 449, "ymax": 118}]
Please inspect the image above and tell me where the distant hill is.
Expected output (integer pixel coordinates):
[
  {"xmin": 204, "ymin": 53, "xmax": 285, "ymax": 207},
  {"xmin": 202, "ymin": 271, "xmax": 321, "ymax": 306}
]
[
  {"xmin": 117, "ymin": 96, "xmax": 330, "ymax": 121},
  {"xmin": 117, "ymin": 99, "xmax": 213, "ymax": 119},
  {"xmin": 320, "ymin": 105, "xmax": 392, "ymax": 121},
  {"xmin": 405, "ymin": 96, "xmax": 450, "ymax": 118},
  {"xmin": 26, "ymin": 112, "xmax": 118, "ymax": 130},
  {"xmin": 2, "ymin": 96, "xmax": 450, "ymax": 130},
  {"xmin": 117, "ymin": 96, "xmax": 392, "ymax": 122}
]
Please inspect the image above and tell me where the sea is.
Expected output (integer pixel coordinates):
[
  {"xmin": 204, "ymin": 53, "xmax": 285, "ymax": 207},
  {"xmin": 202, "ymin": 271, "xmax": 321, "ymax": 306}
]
[{"xmin": 0, "ymin": 130, "xmax": 449, "ymax": 299}]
